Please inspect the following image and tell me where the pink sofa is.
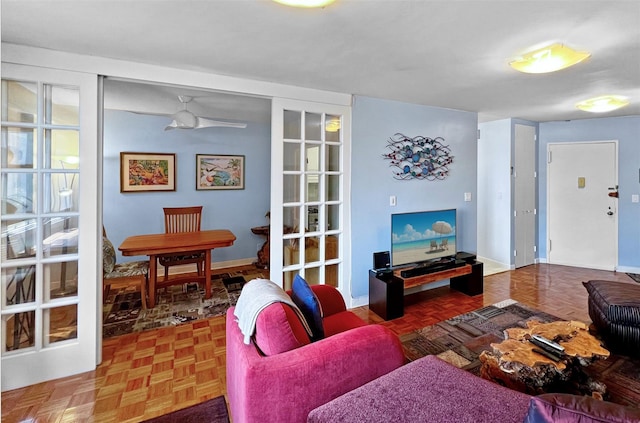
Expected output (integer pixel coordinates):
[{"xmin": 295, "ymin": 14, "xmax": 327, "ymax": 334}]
[{"xmin": 226, "ymin": 284, "xmax": 405, "ymax": 423}]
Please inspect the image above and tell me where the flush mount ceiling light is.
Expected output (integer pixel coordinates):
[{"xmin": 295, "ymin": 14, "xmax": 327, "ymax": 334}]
[
  {"xmin": 273, "ymin": 0, "xmax": 336, "ymax": 7},
  {"xmin": 576, "ymin": 95, "xmax": 630, "ymax": 113},
  {"xmin": 509, "ymin": 43, "xmax": 591, "ymax": 74},
  {"xmin": 325, "ymin": 117, "xmax": 341, "ymax": 132}
]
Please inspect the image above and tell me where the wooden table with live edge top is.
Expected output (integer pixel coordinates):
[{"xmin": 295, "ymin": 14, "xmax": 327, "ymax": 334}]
[
  {"xmin": 479, "ymin": 320, "xmax": 610, "ymax": 399},
  {"xmin": 119, "ymin": 229, "xmax": 236, "ymax": 308}
]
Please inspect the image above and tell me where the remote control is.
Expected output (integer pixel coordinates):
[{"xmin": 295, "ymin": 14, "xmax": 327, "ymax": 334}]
[
  {"xmin": 531, "ymin": 334, "xmax": 564, "ymax": 352},
  {"xmin": 529, "ymin": 338, "xmax": 565, "ymax": 357}
]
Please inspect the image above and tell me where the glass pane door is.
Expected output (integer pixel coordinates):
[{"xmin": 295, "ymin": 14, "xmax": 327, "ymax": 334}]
[
  {"xmin": 271, "ymin": 99, "xmax": 351, "ymax": 292},
  {"xmin": 0, "ymin": 63, "xmax": 98, "ymax": 391}
]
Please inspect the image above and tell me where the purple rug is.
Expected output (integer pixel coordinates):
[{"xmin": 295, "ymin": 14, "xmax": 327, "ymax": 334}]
[{"xmin": 141, "ymin": 395, "xmax": 229, "ymax": 423}]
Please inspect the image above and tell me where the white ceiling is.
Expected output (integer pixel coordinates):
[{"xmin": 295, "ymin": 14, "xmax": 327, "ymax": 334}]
[{"xmin": 2, "ymin": 0, "xmax": 639, "ymax": 123}]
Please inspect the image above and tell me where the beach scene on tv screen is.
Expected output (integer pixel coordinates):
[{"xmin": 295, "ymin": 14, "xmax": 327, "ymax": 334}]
[{"xmin": 392, "ymin": 209, "xmax": 456, "ymax": 266}]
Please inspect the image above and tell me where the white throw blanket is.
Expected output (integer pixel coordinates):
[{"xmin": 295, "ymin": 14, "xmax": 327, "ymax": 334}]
[{"xmin": 234, "ymin": 278, "xmax": 313, "ymax": 344}]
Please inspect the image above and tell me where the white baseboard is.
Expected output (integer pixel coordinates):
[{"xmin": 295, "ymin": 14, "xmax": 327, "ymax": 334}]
[
  {"xmin": 349, "ymin": 295, "xmax": 369, "ymax": 309},
  {"xmin": 616, "ymin": 265, "xmax": 640, "ymax": 274}
]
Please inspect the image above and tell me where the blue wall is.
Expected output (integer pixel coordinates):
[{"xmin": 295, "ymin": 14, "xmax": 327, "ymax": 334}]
[
  {"xmin": 351, "ymin": 96, "xmax": 478, "ymax": 299},
  {"xmin": 537, "ymin": 116, "xmax": 640, "ymax": 270},
  {"xmin": 103, "ymin": 110, "xmax": 271, "ymax": 264}
]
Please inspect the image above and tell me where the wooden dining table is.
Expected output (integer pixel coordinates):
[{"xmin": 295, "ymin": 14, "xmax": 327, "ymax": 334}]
[{"xmin": 119, "ymin": 229, "xmax": 236, "ymax": 308}]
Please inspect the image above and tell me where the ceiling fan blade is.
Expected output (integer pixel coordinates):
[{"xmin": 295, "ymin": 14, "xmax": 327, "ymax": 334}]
[
  {"xmin": 196, "ymin": 117, "xmax": 247, "ymax": 129},
  {"xmin": 164, "ymin": 120, "xmax": 179, "ymax": 130}
]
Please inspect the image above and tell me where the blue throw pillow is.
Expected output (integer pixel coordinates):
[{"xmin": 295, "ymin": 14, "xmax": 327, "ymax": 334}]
[{"xmin": 291, "ymin": 274, "xmax": 324, "ymax": 341}]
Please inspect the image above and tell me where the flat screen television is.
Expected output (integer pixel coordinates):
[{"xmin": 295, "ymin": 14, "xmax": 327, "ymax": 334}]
[{"xmin": 391, "ymin": 209, "xmax": 457, "ymax": 268}]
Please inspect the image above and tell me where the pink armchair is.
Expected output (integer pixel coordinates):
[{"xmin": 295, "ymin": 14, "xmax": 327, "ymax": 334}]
[{"xmin": 226, "ymin": 284, "xmax": 405, "ymax": 423}]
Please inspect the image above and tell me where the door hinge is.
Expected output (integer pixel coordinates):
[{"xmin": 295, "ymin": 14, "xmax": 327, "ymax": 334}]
[
  {"xmin": 534, "ymin": 245, "xmax": 537, "ymax": 253},
  {"xmin": 549, "ymin": 240, "xmax": 552, "ymax": 251},
  {"xmin": 534, "ymin": 208, "xmax": 537, "ymax": 215},
  {"xmin": 547, "ymin": 151, "xmax": 552, "ymax": 163},
  {"xmin": 514, "ymin": 249, "xmax": 517, "ymax": 257},
  {"xmin": 477, "ymin": 129, "xmax": 481, "ymax": 140}
]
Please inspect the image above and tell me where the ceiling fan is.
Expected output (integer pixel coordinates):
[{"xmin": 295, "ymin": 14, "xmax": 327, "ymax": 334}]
[{"xmin": 163, "ymin": 95, "xmax": 247, "ymax": 130}]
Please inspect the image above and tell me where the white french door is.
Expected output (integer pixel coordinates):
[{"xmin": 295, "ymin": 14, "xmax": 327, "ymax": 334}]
[
  {"xmin": 270, "ymin": 98, "xmax": 351, "ymax": 297},
  {"xmin": 1, "ymin": 63, "xmax": 99, "ymax": 391}
]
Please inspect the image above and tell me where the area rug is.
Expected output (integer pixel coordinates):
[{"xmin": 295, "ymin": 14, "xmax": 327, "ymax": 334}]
[
  {"xmin": 627, "ymin": 273, "xmax": 640, "ymax": 283},
  {"xmin": 103, "ymin": 267, "xmax": 267, "ymax": 338},
  {"xmin": 399, "ymin": 299, "xmax": 640, "ymax": 407},
  {"xmin": 141, "ymin": 395, "xmax": 229, "ymax": 423}
]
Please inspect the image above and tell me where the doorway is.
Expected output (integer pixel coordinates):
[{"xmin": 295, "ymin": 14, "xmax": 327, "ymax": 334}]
[{"xmin": 547, "ymin": 141, "xmax": 618, "ymax": 270}]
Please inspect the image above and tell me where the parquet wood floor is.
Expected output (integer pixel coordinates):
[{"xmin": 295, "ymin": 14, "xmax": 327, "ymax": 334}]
[{"xmin": 1, "ymin": 264, "xmax": 635, "ymax": 422}]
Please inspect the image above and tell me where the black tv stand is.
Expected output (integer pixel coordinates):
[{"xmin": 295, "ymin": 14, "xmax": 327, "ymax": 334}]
[
  {"xmin": 400, "ymin": 258, "xmax": 465, "ymax": 278},
  {"xmin": 369, "ymin": 254, "xmax": 483, "ymax": 320}
]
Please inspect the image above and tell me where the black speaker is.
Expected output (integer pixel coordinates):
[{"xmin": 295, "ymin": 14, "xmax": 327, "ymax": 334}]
[{"xmin": 373, "ymin": 251, "xmax": 391, "ymax": 270}]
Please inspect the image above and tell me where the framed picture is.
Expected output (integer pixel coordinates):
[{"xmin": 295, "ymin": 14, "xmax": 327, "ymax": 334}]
[
  {"xmin": 120, "ymin": 152, "xmax": 176, "ymax": 192},
  {"xmin": 196, "ymin": 154, "xmax": 245, "ymax": 190}
]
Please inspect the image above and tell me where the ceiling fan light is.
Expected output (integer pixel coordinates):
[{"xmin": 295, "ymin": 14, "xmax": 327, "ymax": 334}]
[
  {"xmin": 273, "ymin": 0, "xmax": 336, "ymax": 7},
  {"xmin": 509, "ymin": 43, "xmax": 590, "ymax": 74},
  {"xmin": 576, "ymin": 95, "xmax": 629, "ymax": 113}
]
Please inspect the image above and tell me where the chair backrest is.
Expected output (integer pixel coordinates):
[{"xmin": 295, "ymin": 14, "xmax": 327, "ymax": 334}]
[{"xmin": 163, "ymin": 206, "xmax": 203, "ymax": 234}]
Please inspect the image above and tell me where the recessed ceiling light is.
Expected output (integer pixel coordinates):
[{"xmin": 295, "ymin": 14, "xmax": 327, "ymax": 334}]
[
  {"xmin": 576, "ymin": 95, "xmax": 630, "ymax": 113},
  {"xmin": 509, "ymin": 43, "xmax": 590, "ymax": 73},
  {"xmin": 273, "ymin": 0, "xmax": 336, "ymax": 7}
]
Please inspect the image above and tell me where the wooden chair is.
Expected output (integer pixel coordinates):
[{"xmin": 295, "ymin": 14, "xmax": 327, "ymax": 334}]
[
  {"xmin": 102, "ymin": 227, "xmax": 148, "ymax": 309},
  {"xmin": 158, "ymin": 206, "xmax": 207, "ymax": 281}
]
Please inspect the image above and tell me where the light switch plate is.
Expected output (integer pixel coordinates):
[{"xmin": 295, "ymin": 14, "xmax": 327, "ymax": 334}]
[{"xmin": 464, "ymin": 192, "xmax": 472, "ymax": 202}]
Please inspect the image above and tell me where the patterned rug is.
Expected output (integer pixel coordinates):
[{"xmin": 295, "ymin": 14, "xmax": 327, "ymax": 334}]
[
  {"xmin": 103, "ymin": 267, "xmax": 267, "ymax": 338},
  {"xmin": 400, "ymin": 299, "xmax": 640, "ymax": 407},
  {"xmin": 627, "ymin": 273, "xmax": 640, "ymax": 283}
]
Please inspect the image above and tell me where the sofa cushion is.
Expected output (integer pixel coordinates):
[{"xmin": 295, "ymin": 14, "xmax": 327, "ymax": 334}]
[
  {"xmin": 102, "ymin": 236, "xmax": 116, "ymax": 274},
  {"xmin": 523, "ymin": 393, "xmax": 640, "ymax": 423},
  {"xmin": 307, "ymin": 355, "xmax": 532, "ymax": 423},
  {"xmin": 323, "ymin": 311, "xmax": 367, "ymax": 337},
  {"xmin": 254, "ymin": 303, "xmax": 311, "ymax": 356},
  {"xmin": 291, "ymin": 274, "xmax": 324, "ymax": 340}
]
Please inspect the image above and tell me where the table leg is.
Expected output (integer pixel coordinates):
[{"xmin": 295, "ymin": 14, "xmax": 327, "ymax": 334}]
[
  {"xmin": 205, "ymin": 249, "xmax": 212, "ymax": 299},
  {"xmin": 149, "ymin": 254, "xmax": 157, "ymax": 308}
]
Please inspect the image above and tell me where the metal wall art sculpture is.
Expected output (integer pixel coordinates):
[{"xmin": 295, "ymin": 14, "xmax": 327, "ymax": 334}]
[{"xmin": 382, "ymin": 133, "xmax": 453, "ymax": 180}]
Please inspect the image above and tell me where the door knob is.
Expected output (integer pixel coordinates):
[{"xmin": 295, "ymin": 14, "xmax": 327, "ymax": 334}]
[{"xmin": 607, "ymin": 207, "xmax": 614, "ymax": 216}]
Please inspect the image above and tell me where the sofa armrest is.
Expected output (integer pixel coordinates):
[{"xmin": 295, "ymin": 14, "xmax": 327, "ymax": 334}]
[
  {"xmin": 311, "ymin": 284, "xmax": 347, "ymax": 317},
  {"xmin": 226, "ymin": 308, "xmax": 404, "ymax": 423}
]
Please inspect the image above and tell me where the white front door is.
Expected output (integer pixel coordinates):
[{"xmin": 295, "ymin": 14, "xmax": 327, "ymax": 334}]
[
  {"xmin": 514, "ymin": 124, "xmax": 536, "ymax": 268},
  {"xmin": 1, "ymin": 63, "xmax": 99, "ymax": 391},
  {"xmin": 270, "ymin": 98, "xmax": 351, "ymax": 297},
  {"xmin": 547, "ymin": 141, "xmax": 618, "ymax": 270}
]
